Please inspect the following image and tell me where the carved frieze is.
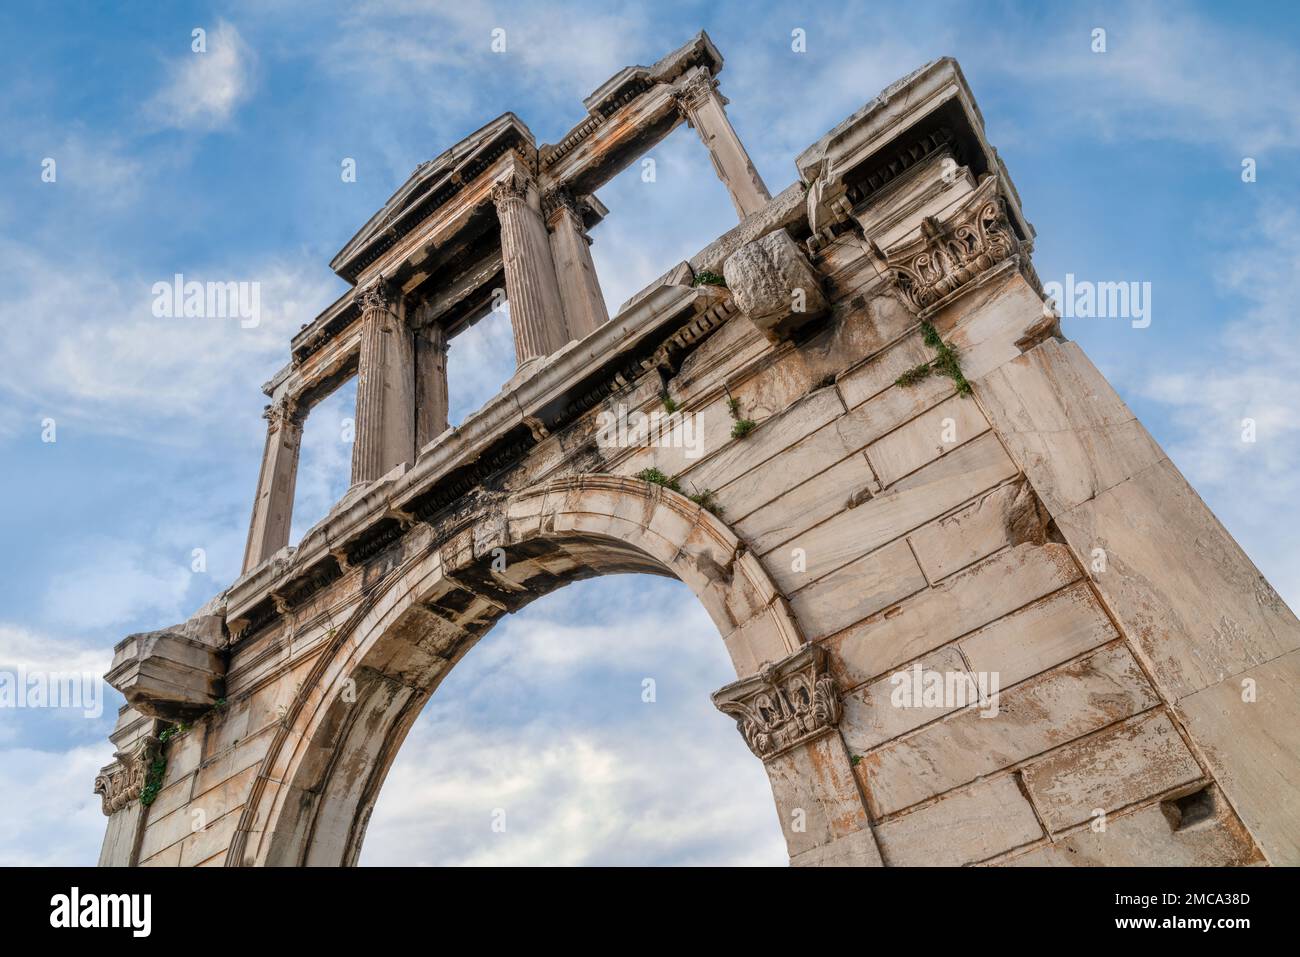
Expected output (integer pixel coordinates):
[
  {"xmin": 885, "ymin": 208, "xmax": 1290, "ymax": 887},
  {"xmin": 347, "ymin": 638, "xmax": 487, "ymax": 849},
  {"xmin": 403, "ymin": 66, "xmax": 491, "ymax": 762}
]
[
  {"xmin": 712, "ymin": 644, "xmax": 841, "ymax": 761},
  {"xmin": 882, "ymin": 175, "xmax": 1020, "ymax": 313},
  {"xmin": 93, "ymin": 734, "xmax": 161, "ymax": 816}
]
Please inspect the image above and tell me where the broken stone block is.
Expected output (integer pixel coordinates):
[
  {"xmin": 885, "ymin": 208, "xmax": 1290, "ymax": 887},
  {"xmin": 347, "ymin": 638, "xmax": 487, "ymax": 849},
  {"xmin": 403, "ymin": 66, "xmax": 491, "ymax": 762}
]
[
  {"xmin": 723, "ymin": 229, "xmax": 829, "ymax": 341},
  {"xmin": 105, "ymin": 620, "xmax": 226, "ymax": 723}
]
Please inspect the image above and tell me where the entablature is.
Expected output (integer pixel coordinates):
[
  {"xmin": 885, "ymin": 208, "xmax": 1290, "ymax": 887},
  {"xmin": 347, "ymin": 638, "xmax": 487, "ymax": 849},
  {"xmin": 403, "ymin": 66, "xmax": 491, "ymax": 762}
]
[
  {"xmin": 224, "ymin": 280, "xmax": 734, "ymax": 639},
  {"xmin": 797, "ymin": 57, "xmax": 1033, "ymax": 254}
]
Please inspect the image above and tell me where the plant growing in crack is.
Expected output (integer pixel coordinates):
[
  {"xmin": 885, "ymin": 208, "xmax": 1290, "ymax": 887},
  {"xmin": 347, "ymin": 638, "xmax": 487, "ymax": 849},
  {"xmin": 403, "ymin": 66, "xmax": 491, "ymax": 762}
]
[
  {"xmin": 158, "ymin": 723, "xmax": 189, "ymax": 744},
  {"xmin": 140, "ymin": 722, "xmax": 191, "ymax": 807},
  {"xmin": 730, "ymin": 418, "xmax": 757, "ymax": 439},
  {"xmin": 686, "ymin": 486, "xmax": 724, "ymax": 518},
  {"xmin": 724, "ymin": 389, "xmax": 757, "ymax": 439},
  {"xmin": 636, "ymin": 467, "xmax": 723, "ymax": 518},
  {"xmin": 894, "ymin": 320, "xmax": 972, "ymax": 395},
  {"xmin": 635, "ymin": 467, "xmax": 682, "ymax": 494},
  {"xmin": 139, "ymin": 754, "xmax": 168, "ymax": 807}
]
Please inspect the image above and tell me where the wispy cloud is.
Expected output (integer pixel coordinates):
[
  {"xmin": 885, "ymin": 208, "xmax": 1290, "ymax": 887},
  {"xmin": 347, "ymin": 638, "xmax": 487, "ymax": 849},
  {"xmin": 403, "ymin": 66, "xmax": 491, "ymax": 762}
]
[
  {"xmin": 41, "ymin": 537, "xmax": 195, "ymax": 631},
  {"xmin": 0, "ymin": 623, "xmax": 112, "ymax": 675},
  {"xmin": 1138, "ymin": 202, "xmax": 1300, "ymax": 603},
  {"xmin": 991, "ymin": 5, "xmax": 1300, "ymax": 154},
  {"xmin": 0, "ymin": 745, "xmax": 110, "ymax": 865},
  {"xmin": 148, "ymin": 20, "xmax": 255, "ymax": 131},
  {"xmin": 0, "ymin": 241, "xmax": 336, "ymax": 444},
  {"xmin": 27, "ymin": 131, "xmax": 143, "ymax": 208}
]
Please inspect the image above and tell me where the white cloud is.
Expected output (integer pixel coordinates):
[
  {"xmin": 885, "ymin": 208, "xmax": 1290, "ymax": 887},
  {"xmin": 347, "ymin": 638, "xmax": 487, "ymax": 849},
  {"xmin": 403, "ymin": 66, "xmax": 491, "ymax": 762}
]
[
  {"xmin": 0, "ymin": 744, "xmax": 108, "ymax": 865},
  {"xmin": 41, "ymin": 538, "xmax": 195, "ymax": 630},
  {"xmin": 1136, "ymin": 204, "xmax": 1300, "ymax": 606},
  {"xmin": 319, "ymin": 1, "xmax": 644, "ymax": 109},
  {"xmin": 0, "ymin": 239, "xmax": 338, "ymax": 444},
  {"xmin": 446, "ymin": 306, "xmax": 517, "ymax": 425},
  {"xmin": 361, "ymin": 578, "xmax": 789, "ymax": 866},
  {"xmin": 291, "ymin": 382, "xmax": 358, "ymax": 542},
  {"xmin": 0, "ymin": 623, "xmax": 115, "ymax": 739},
  {"xmin": 992, "ymin": 6, "xmax": 1300, "ymax": 153},
  {"xmin": 0, "ymin": 623, "xmax": 112, "ymax": 675},
  {"xmin": 31, "ymin": 131, "xmax": 144, "ymax": 208},
  {"xmin": 363, "ymin": 721, "xmax": 784, "ymax": 866},
  {"xmin": 148, "ymin": 20, "xmax": 255, "ymax": 131}
]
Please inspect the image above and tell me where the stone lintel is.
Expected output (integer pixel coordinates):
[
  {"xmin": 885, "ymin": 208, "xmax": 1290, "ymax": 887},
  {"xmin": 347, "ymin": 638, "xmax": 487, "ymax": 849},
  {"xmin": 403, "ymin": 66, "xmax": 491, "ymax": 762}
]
[{"xmin": 331, "ymin": 112, "xmax": 537, "ymax": 283}]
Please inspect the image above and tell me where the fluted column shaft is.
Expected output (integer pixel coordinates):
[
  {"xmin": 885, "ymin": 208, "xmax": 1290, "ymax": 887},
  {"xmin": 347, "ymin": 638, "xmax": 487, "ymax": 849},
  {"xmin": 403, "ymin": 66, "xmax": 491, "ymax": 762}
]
[
  {"xmin": 242, "ymin": 398, "xmax": 303, "ymax": 572},
  {"xmin": 414, "ymin": 321, "xmax": 450, "ymax": 450},
  {"xmin": 493, "ymin": 175, "xmax": 568, "ymax": 366},
  {"xmin": 546, "ymin": 190, "xmax": 610, "ymax": 342},
  {"xmin": 675, "ymin": 69, "xmax": 771, "ymax": 220},
  {"xmin": 351, "ymin": 281, "xmax": 415, "ymax": 485}
]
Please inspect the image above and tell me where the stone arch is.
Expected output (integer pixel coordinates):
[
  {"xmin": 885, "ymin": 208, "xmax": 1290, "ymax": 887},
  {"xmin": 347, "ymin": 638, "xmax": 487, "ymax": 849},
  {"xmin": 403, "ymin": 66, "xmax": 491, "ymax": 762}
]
[{"xmin": 226, "ymin": 474, "xmax": 803, "ymax": 866}]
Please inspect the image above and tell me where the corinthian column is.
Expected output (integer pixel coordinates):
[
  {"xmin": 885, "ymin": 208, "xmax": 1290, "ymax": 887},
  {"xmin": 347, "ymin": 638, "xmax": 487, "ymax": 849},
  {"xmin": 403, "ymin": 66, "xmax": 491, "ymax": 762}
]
[
  {"xmin": 545, "ymin": 188, "xmax": 610, "ymax": 342},
  {"xmin": 492, "ymin": 174, "xmax": 568, "ymax": 367},
  {"xmin": 674, "ymin": 69, "xmax": 771, "ymax": 220},
  {"xmin": 351, "ymin": 279, "xmax": 415, "ymax": 485},
  {"xmin": 242, "ymin": 395, "xmax": 303, "ymax": 572}
]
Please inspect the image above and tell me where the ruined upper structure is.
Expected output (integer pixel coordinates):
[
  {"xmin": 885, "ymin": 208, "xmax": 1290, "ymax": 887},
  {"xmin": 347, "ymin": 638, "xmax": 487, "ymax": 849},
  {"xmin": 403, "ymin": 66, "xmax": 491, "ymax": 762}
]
[
  {"xmin": 99, "ymin": 35, "xmax": 1300, "ymax": 869},
  {"xmin": 239, "ymin": 33, "xmax": 771, "ymax": 577}
]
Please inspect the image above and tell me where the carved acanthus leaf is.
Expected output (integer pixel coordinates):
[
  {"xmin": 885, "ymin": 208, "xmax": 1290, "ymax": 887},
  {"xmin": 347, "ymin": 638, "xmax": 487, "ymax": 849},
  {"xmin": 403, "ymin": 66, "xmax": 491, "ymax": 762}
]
[
  {"xmin": 490, "ymin": 173, "xmax": 531, "ymax": 211},
  {"xmin": 541, "ymin": 185, "xmax": 579, "ymax": 222},
  {"xmin": 93, "ymin": 734, "xmax": 161, "ymax": 816},
  {"xmin": 884, "ymin": 176, "xmax": 1020, "ymax": 313},
  {"xmin": 711, "ymin": 644, "xmax": 840, "ymax": 761},
  {"xmin": 671, "ymin": 70, "xmax": 719, "ymax": 117},
  {"xmin": 263, "ymin": 396, "xmax": 302, "ymax": 432},
  {"xmin": 356, "ymin": 277, "xmax": 391, "ymax": 314}
]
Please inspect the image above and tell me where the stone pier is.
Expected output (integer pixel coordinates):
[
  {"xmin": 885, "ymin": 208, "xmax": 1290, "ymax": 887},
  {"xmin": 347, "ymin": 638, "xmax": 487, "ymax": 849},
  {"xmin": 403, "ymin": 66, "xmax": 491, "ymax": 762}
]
[
  {"xmin": 241, "ymin": 397, "xmax": 303, "ymax": 572},
  {"xmin": 674, "ymin": 66, "xmax": 771, "ymax": 219}
]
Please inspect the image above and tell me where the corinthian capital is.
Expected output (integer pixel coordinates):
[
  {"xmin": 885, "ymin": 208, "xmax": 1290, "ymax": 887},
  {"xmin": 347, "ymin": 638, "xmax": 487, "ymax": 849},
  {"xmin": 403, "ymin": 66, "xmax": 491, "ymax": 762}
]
[
  {"xmin": 263, "ymin": 395, "xmax": 301, "ymax": 433},
  {"xmin": 93, "ymin": 734, "xmax": 162, "ymax": 816},
  {"xmin": 672, "ymin": 70, "xmax": 719, "ymax": 117},
  {"xmin": 883, "ymin": 176, "xmax": 1021, "ymax": 313},
  {"xmin": 355, "ymin": 277, "xmax": 392, "ymax": 314},
  {"xmin": 711, "ymin": 644, "xmax": 841, "ymax": 761},
  {"xmin": 490, "ymin": 173, "xmax": 531, "ymax": 213},
  {"xmin": 541, "ymin": 185, "xmax": 576, "ymax": 221}
]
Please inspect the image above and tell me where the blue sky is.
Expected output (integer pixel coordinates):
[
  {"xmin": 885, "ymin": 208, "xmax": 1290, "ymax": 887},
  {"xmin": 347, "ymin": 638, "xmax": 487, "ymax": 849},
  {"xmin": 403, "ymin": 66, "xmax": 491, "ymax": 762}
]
[{"xmin": 1, "ymin": 0, "xmax": 1298, "ymax": 865}]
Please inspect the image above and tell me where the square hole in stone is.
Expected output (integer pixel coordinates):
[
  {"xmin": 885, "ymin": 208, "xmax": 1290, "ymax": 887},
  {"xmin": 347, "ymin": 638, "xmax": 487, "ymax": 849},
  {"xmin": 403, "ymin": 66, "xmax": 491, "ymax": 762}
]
[{"xmin": 1161, "ymin": 785, "xmax": 1216, "ymax": 832}]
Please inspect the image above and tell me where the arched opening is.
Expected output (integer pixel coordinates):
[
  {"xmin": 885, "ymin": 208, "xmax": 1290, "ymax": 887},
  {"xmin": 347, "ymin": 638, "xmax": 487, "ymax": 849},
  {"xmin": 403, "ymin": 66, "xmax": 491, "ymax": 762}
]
[
  {"xmin": 226, "ymin": 475, "xmax": 803, "ymax": 866},
  {"xmin": 357, "ymin": 574, "xmax": 786, "ymax": 865}
]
